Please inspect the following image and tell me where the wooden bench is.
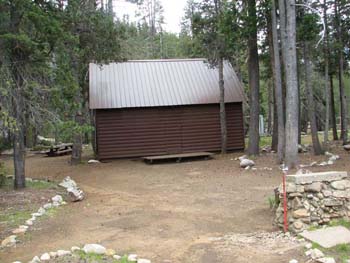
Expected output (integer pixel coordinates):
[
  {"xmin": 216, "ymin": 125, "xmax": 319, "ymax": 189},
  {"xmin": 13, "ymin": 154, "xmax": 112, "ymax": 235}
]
[
  {"xmin": 46, "ymin": 143, "xmax": 73, "ymax": 157},
  {"xmin": 142, "ymin": 152, "xmax": 214, "ymax": 164}
]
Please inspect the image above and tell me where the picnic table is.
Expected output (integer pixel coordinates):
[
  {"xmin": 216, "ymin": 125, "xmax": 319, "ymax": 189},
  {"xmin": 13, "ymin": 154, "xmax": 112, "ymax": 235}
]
[{"xmin": 45, "ymin": 143, "xmax": 73, "ymax": 157}]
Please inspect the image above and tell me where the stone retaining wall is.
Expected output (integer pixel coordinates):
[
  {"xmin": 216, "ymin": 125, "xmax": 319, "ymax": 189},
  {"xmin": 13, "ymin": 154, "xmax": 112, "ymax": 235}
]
[{"xmin": 274, "ymin": 171, "xmax": 350, "ymax": 233}]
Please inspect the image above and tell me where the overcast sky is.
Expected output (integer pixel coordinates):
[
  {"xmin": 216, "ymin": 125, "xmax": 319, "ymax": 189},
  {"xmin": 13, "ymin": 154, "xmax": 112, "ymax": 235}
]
[{"xmin": 113, "ymin": 0, "xmax": 188, "ymax": 33}]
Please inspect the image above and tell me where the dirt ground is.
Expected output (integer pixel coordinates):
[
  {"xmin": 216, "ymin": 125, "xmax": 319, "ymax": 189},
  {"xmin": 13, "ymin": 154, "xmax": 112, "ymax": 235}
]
[{"xmin": 1, "ymin": 143, "xmax": 348, "ymax": 263}]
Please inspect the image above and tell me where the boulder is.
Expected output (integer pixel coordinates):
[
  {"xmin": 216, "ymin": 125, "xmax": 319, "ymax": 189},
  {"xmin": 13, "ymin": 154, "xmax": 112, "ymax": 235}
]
[
  {"xmin": 40, "ymin": 253, "xmax": 51, "ymax": 261},
  {"xmin": 293, "ymin": 209, "xmax": 310, "ymax": 218},
  {"xmin": 59, "ymin": 176, "xmax": 77, "ymax": 189},
  {"xmin": 240, "ymin": 158, "xmax": 255, "ymax": 168},
  {"xmin": 67, "ymin": 187, "xmax": 84, "ymax": 202},
  {"xmin": 289, "ymin": 260, "xmax": 298, "ymax": 263},
  {"xmin": 43, "ymin": 203, "xmax": 53, "ymax": 209},
  {"xmin": 106, "ymin": 248, "xmax": 116, "ymax": 256},
  {"xmin": 343, "ymin": 144, "xmax": 350, "ymax": 151},
  {"xmin": 305, "ymin": 182, "xmax": 322, "ymax": 192},
  {"xmin": 29, "ymin": 256, "xmax": 40, "ymax": 263},
  {"xmin": 128, "ymin": 254, "xmax": 138, "ymax": 262},
  {"xmin": 71, "ymin": 246, "xmax": 80, "ymax": 252},
  {"xmin": 138, "ymin": 259, "xmax": 151, "ymax": 263},
  {"xmin": 113, "ymin": 255, "xmax": 122, "ymax": 260},
  {"xmin": 330, "ymin": 180, "xmax": 350, "ymax": 190},
  {"xmin": 88, "ymin": 159, "xmax": 100, "ymax": 164},
  {"xmin": 82, "ymin": 244, "xmax": 107, "ymax": 255},
  {"xmin": 310, "ymin": 248, "xmax": 324, "ymax": 259},
  {"xmin": 1, "ymin": 235, "xmax": 17, "ymax": 247},
  {"xmin": 316, "ymin": 257, "xmax": 335, "ymax": 263},
  {"xmin": 52, "ymin": 195, "xmax": 63, "ymax": 204},
  {"xmin": 57, "ymin": 250, "xmax": 71, "ymax": 257}
]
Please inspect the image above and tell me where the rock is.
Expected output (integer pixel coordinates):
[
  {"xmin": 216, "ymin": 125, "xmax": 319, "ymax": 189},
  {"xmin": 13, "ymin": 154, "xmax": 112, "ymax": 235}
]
[
  {"xmin": 305, "ymin": 182, "xmax": 322, "ymax": 192},
  {"xmin": 12, "ymin": 261, "xmax": 22, "ymax": 263},
  {"xmin": 329, "ymin": 155, "xmax": 339, "ymax": 162},
  {"xmin": 113, "ymin": 255, "xmax": 122, "ymax": 260},
  {"xmin": 292, "ymin": 197, "xmax": 303, "ymax": 209},
  {"xmin": 59, "ymin": 176, "xmax": 77, "ymax": 189},
  {"xmin": 32, "ymin": 212, "xmax": 42, "ymax": 217},
  {"xmin": 38, "ymin": 207, "xmax": 46, "ymax": 215},
  {"xmin": 293, "ymin": 209, "xmax": 310, "ymax": 218},
  {"xmin": 52, "ymin": 195, "xmax": 63, "ymax": 204},
  {"xmin": 305, "ymin": 243, "xmax": 312, "ymax": 249},
  {"xmin": 67, "ymin": 187, "xmax": 84, "ymax": 202},
  {"xmin": 289, "ymin": 260, "xmax": 298, "ymax": 263},
  {"xmin": 322, "ymin": 190, "xmax": 332, "ymax": 197},
  {"xmin": 240, "ymin": 159, "xmax": 255, "ymax": 168},
  {"xmin": 310, "ymin": 248, "xmax": 325, "ymax": 259},
  {"xmin": 138, "ymin": 259, "xmax": 151, "ymax": 263},
  {"xmin": 293, "ymin": 220, "xmax": 304, "ymax": 230},
  {"xmin": 49, "ymin": 252, "xmax": 57, "ymax": 258},
  {"xmin": 316, "ymin": 257, "xmax": 336, "ymax": 263},
  {"xmin": 82, "ymin": 244, "xmax": 107, "ymax": 254},
  {"xmin": 238, "ymin": 155, "xmax": 247, "ymax": 161},
  {"xmin": 106, "ymin": 248, "xmax": 116, "ymax": 256},
  {"xmin": 40, "ymin": 253, "xmax": 51, "ymax": 261},
  {"xmin": 319, "ymin": 162, "xmax": 328, "ymax": 166},
  {"xmin": 43, "ymin": 203, "xmax": 53, "ymax": 210},
  {"xmin": 57, "ymin": 250, "xmax": 71, "ymax": 257},
  {"xmin": 25, "ymin": 219, "xmax": 34, "ymax": 226},
  {"xmin": 12, "ymin": 228, "xmax": 27, "ymax": 234},
  {"xmin": 128, "ymin": 254, "xmax": 138, "ymax": 261},
  {"xmin": 1, "ymin": 235, "xmax": 17, "ymax": 247},
  {"xmin": 331, "ymin": 180, "xmax": 350, "ymax": 190},
  {"xmin": 333, "ymin": 190, "xmax": 350, "ymax": 198},
  {"xmin": 343, "ymin": 144, "xmax": 350, "ymax": 151},
  {"xmin": 88, "ymin": 159, "xmax": 100, "ymax": 164},
  {"xmin": 71, "ymin": 246, "xmax": 80, "ymax": 252},
  {"xmin": 29, "ymin": 256, "xmax": 41, "ymax": 263}
]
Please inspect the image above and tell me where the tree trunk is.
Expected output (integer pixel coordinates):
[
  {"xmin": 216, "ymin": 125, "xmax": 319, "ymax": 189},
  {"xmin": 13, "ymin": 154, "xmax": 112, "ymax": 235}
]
[
  {"xmin": 247, "ymin": 0, "xmax": 260, "ymax": 156},
  {"xmin": 335, "ymin": 0, "xmax": 348, "ymax": 144},
  {"xmin": 330, "ymin": 75, "xmax": 338, "ymax": 140},
  {"xmin": 267, "ymin": 79, "xmax": 272, "ymax": 135},
  {"xmin": 13, "ymin": 88, "xmax": 26, "ymax": 189},
  {"xmin": 271, "ymin": 0, "xmax": 285, "ymax": 162},
  {"xmin": 218, "ymin": 58, "xmax": 227, "ymax": 154},
  {"xmin": 323, "ymin": 0, "xmax": 330, "ymax": 144},
  {"xmin": 282, "ymin": 0, "xmax": 299, "ymax": 168},
  {"xmin": 71, "ymin": 111, "xmax": 83, "ymax": 165},
  {"xmin": 304, "ymin": 42, "xmax": 323, "ymax": 155}
]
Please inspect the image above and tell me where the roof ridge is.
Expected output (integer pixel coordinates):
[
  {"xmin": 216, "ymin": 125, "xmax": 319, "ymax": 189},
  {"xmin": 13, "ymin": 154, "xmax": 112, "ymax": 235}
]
[{"xmin": 127, "ymin": 58, "xmax": 207, "ymax": 63}]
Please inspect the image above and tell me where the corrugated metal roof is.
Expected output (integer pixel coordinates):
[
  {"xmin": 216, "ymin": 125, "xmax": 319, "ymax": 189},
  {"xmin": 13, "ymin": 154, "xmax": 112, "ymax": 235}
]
[{"xmin": 89, "ymin": 59, "xmax": 244, "ymax": 109}]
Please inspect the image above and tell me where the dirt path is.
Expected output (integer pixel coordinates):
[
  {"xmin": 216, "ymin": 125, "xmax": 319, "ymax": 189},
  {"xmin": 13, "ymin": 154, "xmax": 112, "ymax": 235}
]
[{"xmin": 2, "ymin": 149, "xmax": 341, "ymax": 262}]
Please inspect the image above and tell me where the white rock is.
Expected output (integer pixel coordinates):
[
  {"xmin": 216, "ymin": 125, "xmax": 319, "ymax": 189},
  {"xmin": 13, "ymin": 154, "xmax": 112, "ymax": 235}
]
[
  {"xmin": 52, "ymin": 202, "xmax": 61, "ymax": 207},
  {"xmin": 38, "ymin": 207, "xmax": 46, "ymax": 215},
  {"xmin": 29, "ymin": 256, "xmax": 40, "ymax": 263},
  {"xmin": 238, "ymin": 155, "xmax": 247, "ymax": 161},
  {"xmin": 59, "ymin": 176, "xmax": 77, "ymax": 189},
  {"xmin": 138, "ymin": 259, "xmax": 151, "ymax": 263},
  {"xmin": 310, "ymin": 248, "xmax": 325, "ymax": 259},
  {"xmin": 12, "ymin": 228, "xmax": 26, "ymax": 234},
  {"xmin": 316, "ymin": 258, "xmax": 336, "ymax": 263},
  {"xmin": 57, "ymin": 250, "xmax": 71, "ymax": 257},
  {"xmin": 305, "ymin": 243, "xmax": 312, "ymax": 249},
  {"xmin": 113, "ymin": 255, "xmax": 122, "ymax": 260},
  {"xmin": 82, "ymin": 244, "xmax": 107, "ymax": 254},
  {"xmin": 240, "ymin": 159, "xmax": 255, "ymax": 168},
  {"xmin": 67, "ymin": 187, "xmax": 84, "ymax": 202},
  {"xmin": 318, "ymin": 162, "xmax": 328, "ymax": 166},
  {"xmin": 32, "ymin": 212, "xmax": 42, "ymax": 217},
  {"xmin": 25, "ymin": 219, "xmax": 33, "ymax": 226},
  {"xmin": 40, "ymin": 253, "xmax": 50, "ymax": 261},
  {"xmin": 88, "ymin": 159, "xmax": 100, "ymax": 164},
  {"xmin": 12, "ymin": 261, "xmax": 22, "ymax": 263},
  {"xmin": 49, "ymin": 251, "xmax": 57, "ymax": 258},
  {"xmin": 289, "ymin": 260, "xmax": 298, "ymax": 263},
  {"xmin": 71, "ymin": 246, "xmax": 80, "ymax": 252},
  {"xmin": 19, "ymin": 225, "xmax": 28, "ymax": 230},
  {"xmin": 52, "ymin": 195, "xmax": 63, "ymax": 204},
  {"xmin": 128, "ymin": 254, "xmax": 138, "ymax": 261},
  {"xmin": 327, "ymin": 160, "xmax": 334, "ymax": 165},
  {"xmin": 43, "ymin": 203, "xmax": 53, "ymax": 209}
]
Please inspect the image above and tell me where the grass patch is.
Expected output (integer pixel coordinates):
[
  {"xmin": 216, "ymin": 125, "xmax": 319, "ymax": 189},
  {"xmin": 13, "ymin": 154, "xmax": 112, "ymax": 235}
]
[
  {"xmin": 74, "ymin": 250, "xmax": 133, "ymax": 263},
  {"xmin": 329, "ymin": 219, "xmax": 350, "ymax": 229},
  {"xmin": 0, "ymin": 177, "xmax": 57, "ymax": 190},
  {"xmin": 267, "ymin": 195, "xmax": 278, "ymax": 209},
  {"xmin": 0, "ymin": 210, "xmax": 33, "ymax": 228}
]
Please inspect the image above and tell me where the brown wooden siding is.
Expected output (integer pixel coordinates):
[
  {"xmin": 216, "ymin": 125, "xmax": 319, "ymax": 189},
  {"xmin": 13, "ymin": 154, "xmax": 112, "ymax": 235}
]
[{"xmin": 96, "ymin": 103, "xmax": 244, "ymax": 159}]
